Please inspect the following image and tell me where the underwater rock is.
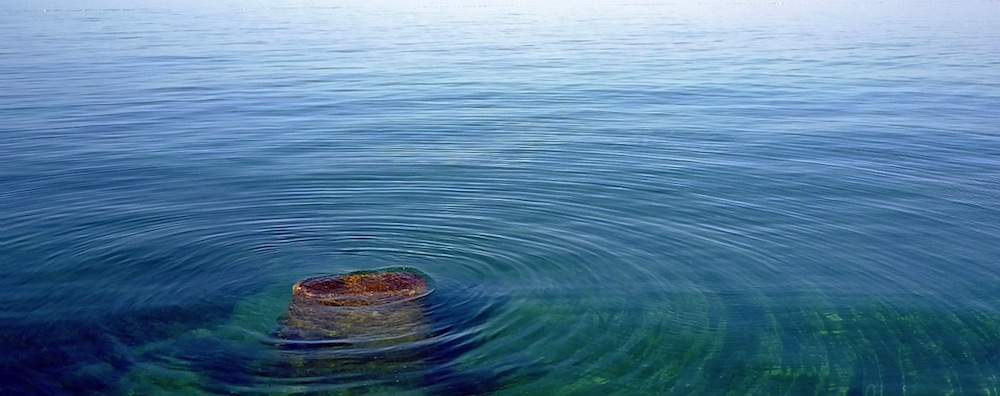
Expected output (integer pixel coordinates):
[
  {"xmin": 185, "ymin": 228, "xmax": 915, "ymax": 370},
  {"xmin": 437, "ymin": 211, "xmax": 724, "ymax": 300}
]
[{"xmin": 277, "ymin": 270, "xmax": 432, "ymax": 345}]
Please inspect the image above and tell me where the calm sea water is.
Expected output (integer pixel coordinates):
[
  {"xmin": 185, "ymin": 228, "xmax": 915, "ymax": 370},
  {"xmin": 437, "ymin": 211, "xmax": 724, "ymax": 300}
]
[{"xmin": 3, "ymin": 0, "xmax": 1000, "ymax": 394}]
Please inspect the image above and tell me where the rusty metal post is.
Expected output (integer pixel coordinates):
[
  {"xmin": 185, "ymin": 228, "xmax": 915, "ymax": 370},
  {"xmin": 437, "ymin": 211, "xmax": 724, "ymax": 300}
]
[{"xmin": 278, "ymin": 270, "xmax": 432, "ymax": 345}]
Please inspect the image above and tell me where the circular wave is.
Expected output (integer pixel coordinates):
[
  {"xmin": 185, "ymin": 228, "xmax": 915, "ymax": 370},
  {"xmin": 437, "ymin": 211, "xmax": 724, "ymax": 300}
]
[{"xmin": 4, "ymin": 2, "xmax": 1000, "ymax": 393}]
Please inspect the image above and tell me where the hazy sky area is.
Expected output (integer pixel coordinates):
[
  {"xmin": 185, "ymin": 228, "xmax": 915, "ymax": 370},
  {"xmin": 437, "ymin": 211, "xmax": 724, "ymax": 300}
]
[
  {"xmin": 3, "ymin": 0, "xmax": 996, "ymax": 30},
  {"xmin": 4, "ymin": 0, "xmax": 998, "ymax": 12},
  {"xmin": 4, "ymin": 0, "xmax": 996, "ymax": 50}
]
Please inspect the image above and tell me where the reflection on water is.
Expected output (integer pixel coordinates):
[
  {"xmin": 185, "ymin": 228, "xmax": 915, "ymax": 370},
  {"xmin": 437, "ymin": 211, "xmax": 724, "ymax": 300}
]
[{"xmin": 2, "ymin": 0, "xmax": 1000, "ymax": 394}]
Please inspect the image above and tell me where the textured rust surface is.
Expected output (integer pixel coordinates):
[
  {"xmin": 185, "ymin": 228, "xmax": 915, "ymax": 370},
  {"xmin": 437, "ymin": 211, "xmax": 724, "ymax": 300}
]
[
  {"xmin": 291, "ymin": 272, "xmax": 428, "ymax": 307},
  {"xmin": 279, "ymin": 271, "xmax": 430, "ymax": 342}
]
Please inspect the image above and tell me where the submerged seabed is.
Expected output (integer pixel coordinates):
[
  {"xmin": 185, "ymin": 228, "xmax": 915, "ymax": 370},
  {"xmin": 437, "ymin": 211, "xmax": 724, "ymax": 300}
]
[
  {"xmin": 6, "ymin": 289, "xmax": 1000, "ymax": 394},
  {"xmin": 2, "ymin": 0, "xmax": 1000, "ymax": 394}
]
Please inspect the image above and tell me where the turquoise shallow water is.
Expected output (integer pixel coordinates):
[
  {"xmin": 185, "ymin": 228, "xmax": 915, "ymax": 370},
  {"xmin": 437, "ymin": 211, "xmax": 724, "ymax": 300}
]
[{"xmin": 2, "ymin": 0, "xmax": 1000, "ymax": 394}]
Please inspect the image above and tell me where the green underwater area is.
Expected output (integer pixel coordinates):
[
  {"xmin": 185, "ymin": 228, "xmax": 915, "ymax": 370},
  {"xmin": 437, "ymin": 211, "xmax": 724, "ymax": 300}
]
[
  {"xmin": 516, "ymin": 293, "xmax": 1000, "ymax": 396},
  {"xmin": 108, "ymin": 286, "xmax": 1000, "ymax": 395}
]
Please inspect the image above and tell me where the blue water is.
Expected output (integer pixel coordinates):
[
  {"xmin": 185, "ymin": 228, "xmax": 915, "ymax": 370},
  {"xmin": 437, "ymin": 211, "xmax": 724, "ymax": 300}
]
[{"xmin": 3, "ymin": 0, "xmax": 1000, "ymax": 394}]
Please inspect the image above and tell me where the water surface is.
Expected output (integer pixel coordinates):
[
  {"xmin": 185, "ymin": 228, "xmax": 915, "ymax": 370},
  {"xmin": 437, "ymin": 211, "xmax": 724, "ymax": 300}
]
[{"xmin": 2, "ymin": 0, "xmax": 1000, "ymax": 394}]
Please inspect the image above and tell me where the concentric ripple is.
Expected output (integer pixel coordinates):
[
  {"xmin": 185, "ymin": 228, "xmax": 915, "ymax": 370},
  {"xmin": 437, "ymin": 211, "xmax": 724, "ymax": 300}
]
[{"xmin": 3, "ymin": 1, "xmax": 1000, "ymax": 395}]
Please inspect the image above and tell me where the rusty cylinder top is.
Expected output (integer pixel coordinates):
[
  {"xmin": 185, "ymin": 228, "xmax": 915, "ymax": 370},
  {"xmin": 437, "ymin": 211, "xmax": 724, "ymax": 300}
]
[{"xmin": 291, "ymin": 271, "xmax": 428, "ymax": 307}]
